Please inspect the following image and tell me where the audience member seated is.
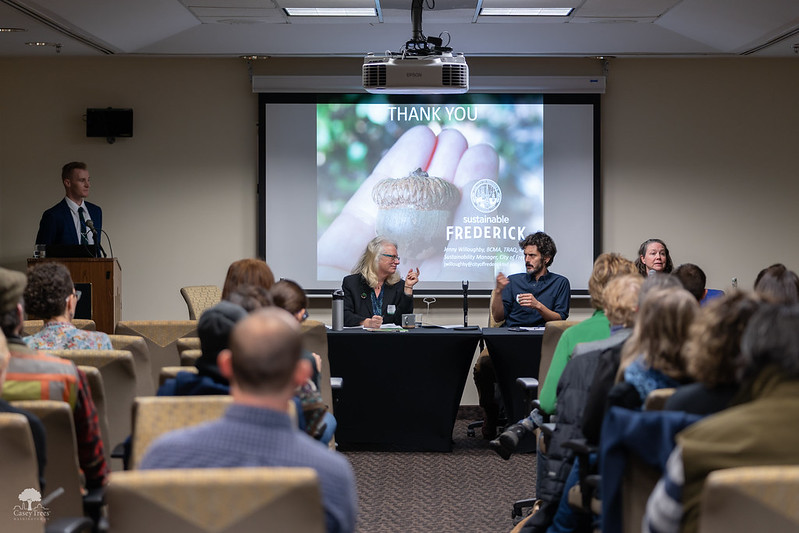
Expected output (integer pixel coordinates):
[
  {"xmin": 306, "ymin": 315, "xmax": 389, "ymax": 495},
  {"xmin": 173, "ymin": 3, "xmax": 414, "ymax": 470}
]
[
  {"xmin": 0, "ymin": 266, "xmax": 108, "ymax": 489},
  {"xmin": 672, "ymin": 263, "xmax": 707, "ymax": 303},
  {"xmin": 491, "ymin": 253, "xmax": 636, "ymax": 454},
  {"xmin": 0, "ymin": 327, "xmax": 47, "ymax": 492},
  {"xmin": 271, "ymin": 278, "xmax": 337, "ymax": 444},
  {"xmin": 665, "ymin": 292, "xmax": 762, "ymax": 415},
  {"xmin": 753, "ymin": 263, "xmax": 799, "ymax": 304},
  {"xmin": 509, "ymin": 273, "xmax": 645, "ymax": 533},
  {"xmin": 23, "ymin": 262, "xmax": 112, "ymax": 350},
  {"xmin": 140, "ymin": 307, "xmax": 358, "ymax": 533},
  {"xmin": 644, "ymin": 303, "xmax": 799, "ymax": 533},
  {"xmin": 537, "ymin": 253, "xmax": 637, "ymax": 416},
  {"xmin": 634, "ymin": 238, "xmax": 674, "ymax": 277},
  {"xmin": 158, "ymin": 301, "xmax": 247, "ymax": 396},
  {"xmin": 611, "ymin": 286, "xmax": 698, "ymax": 409},
  {"xmin": 225, "ymin": 283, "xmax": 273, "ymax": 311},
  {"xmin": 221, "ymin": 258, "xmax": 276, "ymax": 301},
  {"xmin": 582, "ymin": 273, "xmax": 684, "ymax": 445}
]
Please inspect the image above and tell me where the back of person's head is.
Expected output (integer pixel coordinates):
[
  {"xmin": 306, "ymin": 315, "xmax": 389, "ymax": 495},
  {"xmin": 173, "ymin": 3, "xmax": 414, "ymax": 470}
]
[
  {"xmin": 221, "ymin": 259, "xmax": 275, "ymax": 300},
  {"xmin": 739, "ymin": 303, "xmax": 799, "ymax": 381},
  {"xmin": 753, "ymin": 263, "xmax": 799, "ymax": 304},
  {"xmin": 23, "ymin": 262, "xmax": 73, "ymax": 320},
  {"xmin": 228, "ymin": 307, "xmax": 302, "ymax": 395},
  {"xmin": 196, "ymin": 301, "xmax": 248, "ymax": 379},
  {"xmin": 0, "ymin": 267, "xmax": 27, "ymax": 338},
  {"xmin": 226, "ymin": 284, "xmax": 273, "ymax": 312},
  {"xmin": 588, "ymin": 253, "xmax": 637, "ymax": 310},
  {"xmin": 602, "ymin": 274, "xmax": 644, "ymax": 328},
  {"xmin": 519, "ymin": 231, "xmax": 557, "ymax": 266},
  {"xmin": 673, "ymin": 263, "xmax": 707, "ymax": 302},
  {"xmin": 352, "ymin": 235, "xmax": 400, "ymax": 287},
  {"xmin": 638, "ymin": 272, "xmax": 683, "ymax": 307},
  {"xmin": 270, "ymin": 279, "xmax": 308, "ymax": 316},
  {"xmin": 621, "ymin": 286, "xmax": 698, "ymax": 380},
  {"xmin": 683, "ymin": 291, "xmax": 762, "ymax": 387}
]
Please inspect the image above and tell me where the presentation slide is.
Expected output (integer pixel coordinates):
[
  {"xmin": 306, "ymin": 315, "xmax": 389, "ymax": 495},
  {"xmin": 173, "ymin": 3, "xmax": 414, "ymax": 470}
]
[{"xmin": 261, "ymin": 93, "xmax": 598, "ymax": 295}]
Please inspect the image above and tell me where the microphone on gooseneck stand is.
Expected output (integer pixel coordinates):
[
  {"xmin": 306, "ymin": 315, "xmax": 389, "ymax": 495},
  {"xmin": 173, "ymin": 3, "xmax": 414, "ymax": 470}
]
[
  {"xmin": 462, "ymin": 280, "xmax": 469, "ymax": 327},
  {"xmin": 85, "ymin": 220, "xmax": 108, "ymax": 258},
  {"xmin": 455, "ymin": 281, "xmax": 479, "ymax": 330}
]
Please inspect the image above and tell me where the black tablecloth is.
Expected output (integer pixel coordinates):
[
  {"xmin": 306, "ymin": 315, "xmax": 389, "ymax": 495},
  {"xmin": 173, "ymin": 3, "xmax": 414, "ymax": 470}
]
[
  {"xmin": 481, "ymin": 328, "xmax": 544, "ymax": 424},
  {"xmin": 327, "ymin": 328, "xmax": 482, "ymax": 452}
]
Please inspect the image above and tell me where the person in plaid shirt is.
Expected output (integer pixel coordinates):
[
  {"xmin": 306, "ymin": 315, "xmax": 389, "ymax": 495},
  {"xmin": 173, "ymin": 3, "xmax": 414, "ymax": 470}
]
[{"xmin": 0, "ymin": 266, "xmax": 108, "ymax": 489}]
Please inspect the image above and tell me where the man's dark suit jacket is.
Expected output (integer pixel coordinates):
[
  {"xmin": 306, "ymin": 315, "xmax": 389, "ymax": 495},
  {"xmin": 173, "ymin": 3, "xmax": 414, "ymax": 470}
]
[
  {"xmin": 342, "ymin": 273, "xmax": 413, "ymax": 327},
  {"xmin": 35, "ymin": 198, "xmax": 102, "ymax": 245}
]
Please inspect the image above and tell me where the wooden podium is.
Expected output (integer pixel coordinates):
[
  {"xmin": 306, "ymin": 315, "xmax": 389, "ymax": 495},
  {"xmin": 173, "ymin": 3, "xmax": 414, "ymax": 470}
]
[{"xmin": 27, "ymin": 257, "xmax": 122, "ymax": 334}]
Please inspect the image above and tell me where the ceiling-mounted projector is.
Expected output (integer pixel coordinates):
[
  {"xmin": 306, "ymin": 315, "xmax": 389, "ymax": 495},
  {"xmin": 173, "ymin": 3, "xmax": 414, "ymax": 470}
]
[
  {"xmin": 363, "ymin": 52, "xmax": 469, "ymax": 94},
  {"xmin": 363, "ymin": 0, "xmax": 469, "ymax": 94}
]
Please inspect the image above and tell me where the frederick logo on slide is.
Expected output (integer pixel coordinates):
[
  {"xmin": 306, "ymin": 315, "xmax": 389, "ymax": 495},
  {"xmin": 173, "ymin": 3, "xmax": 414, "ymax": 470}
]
[{"xmin": 470, "ymin": 179, "xmax": 502, "ymax": 213}]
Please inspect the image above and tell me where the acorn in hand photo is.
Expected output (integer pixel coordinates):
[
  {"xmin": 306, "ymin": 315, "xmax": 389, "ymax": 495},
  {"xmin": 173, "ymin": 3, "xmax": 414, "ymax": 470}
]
[{"xmin": 372, "ymin": 168, "xmax": 460, "ymax": 261}]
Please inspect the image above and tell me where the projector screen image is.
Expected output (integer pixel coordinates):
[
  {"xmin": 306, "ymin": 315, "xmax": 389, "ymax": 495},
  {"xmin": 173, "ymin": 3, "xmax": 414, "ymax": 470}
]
[{"xmin": 260, "ymin": 93, "xmax": 599, "ymax": 294}]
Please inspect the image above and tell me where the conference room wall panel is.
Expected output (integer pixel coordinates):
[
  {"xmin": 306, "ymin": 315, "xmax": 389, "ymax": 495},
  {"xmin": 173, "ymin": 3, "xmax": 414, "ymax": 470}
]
[{"xmin": 1, "ymin": 56, "xmax": 797, "ymax": 328}]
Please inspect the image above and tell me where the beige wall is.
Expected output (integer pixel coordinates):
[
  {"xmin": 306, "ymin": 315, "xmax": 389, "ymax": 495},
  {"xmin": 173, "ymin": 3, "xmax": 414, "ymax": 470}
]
[
  {"xmin": 2, "ymin": 56, "xmax": 798, "ymax": 324},
  {"xmin": 0, "ymin": 58, "xmax": 258, "ymax": 320}
]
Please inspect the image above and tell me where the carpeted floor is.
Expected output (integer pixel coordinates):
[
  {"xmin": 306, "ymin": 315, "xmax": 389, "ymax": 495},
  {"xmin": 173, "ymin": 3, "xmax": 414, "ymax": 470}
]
[{"xmin": 341, "ymin": 406, "xmax": 537, "ymax": 533}]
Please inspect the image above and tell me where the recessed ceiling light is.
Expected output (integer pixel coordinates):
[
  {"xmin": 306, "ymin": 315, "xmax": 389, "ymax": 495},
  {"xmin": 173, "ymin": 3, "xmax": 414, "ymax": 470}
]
[
  {"xmin": 284, "ymin": 8, "xmax": 376, "ymax": 17},
  {"xmin": 0, "ymin": 27, "xmax": 27, "ymax": 32},
  {"xmin": 480, "ymin": 8, "xmax": 573, "ymax": 17}
]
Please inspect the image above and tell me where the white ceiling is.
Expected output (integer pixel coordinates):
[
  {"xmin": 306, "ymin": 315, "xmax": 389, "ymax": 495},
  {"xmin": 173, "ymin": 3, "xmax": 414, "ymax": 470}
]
[{"xmin": 1, "ymin": 0, "xmax": 798, "ymax": 57}]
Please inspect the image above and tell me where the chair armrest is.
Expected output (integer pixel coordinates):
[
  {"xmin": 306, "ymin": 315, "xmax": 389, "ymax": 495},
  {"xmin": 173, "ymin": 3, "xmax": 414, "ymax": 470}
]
[
  {"xmin": 562, "ymin": 438, "xmax": 594, "ymax": 456},
  {"xmin": 516, "ymin": 377, "xmax": 539, "ymax": 395}
]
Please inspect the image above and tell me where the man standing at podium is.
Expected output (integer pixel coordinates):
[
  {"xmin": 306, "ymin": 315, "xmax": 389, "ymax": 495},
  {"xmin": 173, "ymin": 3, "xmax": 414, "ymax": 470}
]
[{"xmin": 35, "ymin": 161, "xmax": 102, "ymax": 246}]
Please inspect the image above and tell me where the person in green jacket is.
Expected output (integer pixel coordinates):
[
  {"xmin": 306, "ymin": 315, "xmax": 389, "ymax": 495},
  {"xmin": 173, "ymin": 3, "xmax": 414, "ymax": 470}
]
[{"xmin": 491, "ymin": 252, "xmax": 637, "ymax": 456}]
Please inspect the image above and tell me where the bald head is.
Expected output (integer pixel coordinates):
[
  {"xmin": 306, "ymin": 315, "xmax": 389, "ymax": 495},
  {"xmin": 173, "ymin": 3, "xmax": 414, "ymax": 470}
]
[{"xmin": 227, "ymin": 307, "xmax": 302, "ymax": 395}]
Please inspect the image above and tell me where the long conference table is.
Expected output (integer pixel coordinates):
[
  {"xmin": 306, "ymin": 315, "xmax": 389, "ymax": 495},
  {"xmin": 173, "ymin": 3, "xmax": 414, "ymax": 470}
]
[{"xmin": 327, "ymin": 326, "xmax": 543, "ymax": 452}]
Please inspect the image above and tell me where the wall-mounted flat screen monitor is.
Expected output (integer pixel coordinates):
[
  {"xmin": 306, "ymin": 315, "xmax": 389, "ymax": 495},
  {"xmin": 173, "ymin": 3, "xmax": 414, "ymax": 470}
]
[{"xmin": 86, "ymin": 108, "xmax": 133, "ymax": 139}]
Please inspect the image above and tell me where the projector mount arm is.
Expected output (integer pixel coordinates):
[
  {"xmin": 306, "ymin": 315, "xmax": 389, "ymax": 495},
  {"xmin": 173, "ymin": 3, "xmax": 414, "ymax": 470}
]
[{"xmin": 402, "ymin": 0, "xmax": 453, "ymax": 56}]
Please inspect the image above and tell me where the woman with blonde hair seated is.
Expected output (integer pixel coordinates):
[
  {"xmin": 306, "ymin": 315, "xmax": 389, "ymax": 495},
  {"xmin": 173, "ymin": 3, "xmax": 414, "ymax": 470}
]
[{"xmin": 342, "ymin": 236, "xmax": 419, "ymax": 327}]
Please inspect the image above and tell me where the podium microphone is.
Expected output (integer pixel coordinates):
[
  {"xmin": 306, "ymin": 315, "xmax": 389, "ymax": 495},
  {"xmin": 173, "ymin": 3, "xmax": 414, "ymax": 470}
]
[{"xmin": 85, "ymin": 220, "xmax": 107, "ymax": 258}]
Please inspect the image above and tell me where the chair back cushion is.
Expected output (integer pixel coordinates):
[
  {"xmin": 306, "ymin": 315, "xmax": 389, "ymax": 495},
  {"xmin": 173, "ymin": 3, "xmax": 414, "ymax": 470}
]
[
  {"xmin": 0, "ymin": 412, "xmax": 42, "ymax": 533},
  {"xmin": 76, "ymin": 365, "xmax": 112, "ymax": 466},
  {"xmin": 180, "ymin": 285, "xmax": 222, "ymax": 320},
  {"xmin": 699, "ymin": 466, "xmax": 799, "ymax": 533},
  {"xmin": 107, "ymin": 467, "xmax": 324, "ymax": 533},
  {"xmin": 47, "ymin": 349, "xmax": 136, "ymax": 458},
  {"xmin": 107, "ymin": 334, "xmax": 154, "ymax": 396},
  {"xmin": 539, "ymin": 320, "xmax": 579, "ymax": 396},
  {"xmin": 115, "ymin": 321, "xmax": 198, "ymax": 394},
  {"xmin": 11, "ymin": 400, "xmax": 84, "ymax": 519},
  {"xmin": 130, "ymin": 396, "xmax": 233, "ymax": 469}
]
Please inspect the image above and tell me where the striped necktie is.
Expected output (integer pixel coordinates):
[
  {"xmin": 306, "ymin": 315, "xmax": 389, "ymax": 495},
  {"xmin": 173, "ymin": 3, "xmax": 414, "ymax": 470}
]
[{"xmin": 78, "ymin": 206, "xmax": 89, "ymax": 245}]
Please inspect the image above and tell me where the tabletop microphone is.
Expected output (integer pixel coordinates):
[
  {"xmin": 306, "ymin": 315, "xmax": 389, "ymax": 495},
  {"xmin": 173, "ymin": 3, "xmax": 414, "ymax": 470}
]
[
  {"xmin": 462, "ymin": 280, "xmax": 469, "ymax": 327},
  {"xmin": 455, "ymin": 281, "xmax": 479, "ymax": 331}
]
